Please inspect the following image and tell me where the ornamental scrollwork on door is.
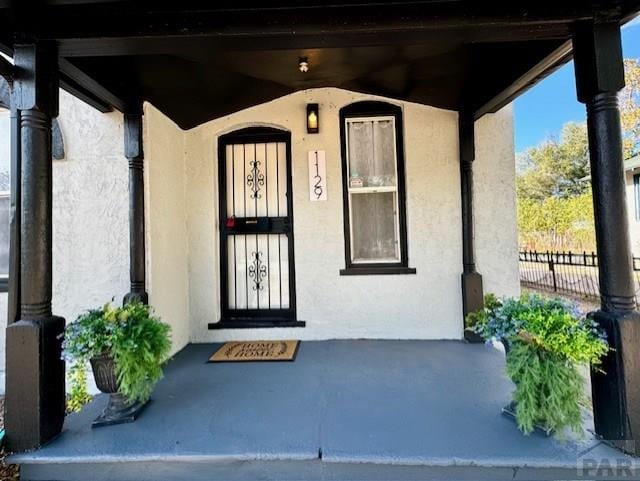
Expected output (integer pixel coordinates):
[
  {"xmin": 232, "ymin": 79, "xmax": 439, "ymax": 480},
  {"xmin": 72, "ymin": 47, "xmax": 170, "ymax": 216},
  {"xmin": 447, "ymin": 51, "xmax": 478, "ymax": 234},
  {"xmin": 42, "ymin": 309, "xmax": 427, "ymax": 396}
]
[
  {"xmin": 248, "ymin": 251, "xmax": 268, "ymax": 291},
  {"xmin": 246, "ymin": 160, "xmax": 265, "ymax": 199}
]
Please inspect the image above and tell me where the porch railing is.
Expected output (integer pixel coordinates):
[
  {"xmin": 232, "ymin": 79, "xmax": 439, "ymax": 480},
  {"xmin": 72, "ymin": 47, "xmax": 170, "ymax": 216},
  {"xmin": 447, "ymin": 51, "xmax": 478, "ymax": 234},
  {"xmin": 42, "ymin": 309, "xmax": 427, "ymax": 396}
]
[{"xmin": 519, "ymin": 250, "xmax": 640, "ymax": 301}]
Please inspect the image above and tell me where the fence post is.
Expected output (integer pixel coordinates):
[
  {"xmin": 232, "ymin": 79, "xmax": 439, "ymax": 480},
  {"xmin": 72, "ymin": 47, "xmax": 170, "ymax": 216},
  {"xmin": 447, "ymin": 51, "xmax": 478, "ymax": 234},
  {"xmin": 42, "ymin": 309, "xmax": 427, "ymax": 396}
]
[{"xmin": 548, "ymin": 252, "xmax": 557, "ymax": 292}]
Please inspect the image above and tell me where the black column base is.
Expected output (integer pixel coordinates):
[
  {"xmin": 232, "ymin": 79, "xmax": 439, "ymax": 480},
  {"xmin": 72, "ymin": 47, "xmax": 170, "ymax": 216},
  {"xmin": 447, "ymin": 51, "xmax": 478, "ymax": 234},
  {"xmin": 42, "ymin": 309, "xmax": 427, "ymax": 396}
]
[
  {"xmin": 501, "ymin": 402, "xmax": 553, "ymax": 437},
  {"xmin": 462, "ymin": 271, "xmax": 484, "ymax": 343},
  {"xmin": 92, "ymin": 394, "xmax": 148, "ymax": 428},
  {"xmin": 123, "ymin": 290, "xmax": 148, "ymax": 306},
  {"xmin": 590, "ymin": 309, "xmax": 640, "ymax": 456},
  {"xmin": 5, "ymin": 315, "xmax": 66, "ymax": 452}
]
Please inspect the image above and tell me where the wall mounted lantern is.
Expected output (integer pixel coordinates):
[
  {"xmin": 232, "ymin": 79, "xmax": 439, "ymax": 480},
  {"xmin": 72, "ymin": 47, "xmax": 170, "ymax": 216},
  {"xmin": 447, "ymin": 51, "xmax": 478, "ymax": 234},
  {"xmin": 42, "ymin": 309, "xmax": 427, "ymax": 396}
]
[{"xmin": 307, "ymin": 103, "xmax": 319, "ymax": 134}]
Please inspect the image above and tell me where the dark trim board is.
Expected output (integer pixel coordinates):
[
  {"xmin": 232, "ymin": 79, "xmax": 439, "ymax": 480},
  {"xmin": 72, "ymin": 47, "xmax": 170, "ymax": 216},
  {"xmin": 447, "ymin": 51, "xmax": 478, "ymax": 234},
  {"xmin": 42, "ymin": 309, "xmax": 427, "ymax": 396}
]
[
  {"xmin": 473, "ymin": 41, "xmax": 573, "ymax": 119},
  {"xmin": 209, "ymin": 319, "xmax": 306, "ymax": 329},
  {"xmin": 58, "ymin": 58, "xmax": 126, "ymax": 113},
  {"xmin": 339, "ymin": 101, "xmax": 413, "ymax": 275},
  {"xmin": 340, "ymin": 267, "xmax": 416, "ymax": 276},
  {"xmin": 216, "ymin": 127, "xmax": 298, "ymax": 329}
]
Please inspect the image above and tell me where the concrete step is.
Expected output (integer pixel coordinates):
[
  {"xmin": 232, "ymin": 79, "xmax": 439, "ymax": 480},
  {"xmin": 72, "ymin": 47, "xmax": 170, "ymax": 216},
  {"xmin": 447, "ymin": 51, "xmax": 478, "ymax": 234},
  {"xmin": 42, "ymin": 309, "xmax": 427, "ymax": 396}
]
[{"xmin": 19, "ymin": 457, "xmax": 590, "ymax": 481}]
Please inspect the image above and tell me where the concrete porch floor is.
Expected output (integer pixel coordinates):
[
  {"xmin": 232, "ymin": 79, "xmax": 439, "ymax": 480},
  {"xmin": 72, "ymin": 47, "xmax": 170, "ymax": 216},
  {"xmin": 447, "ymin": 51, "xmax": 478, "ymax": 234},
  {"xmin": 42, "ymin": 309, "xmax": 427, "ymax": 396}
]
[{"xmin": 11, "ymin": 340, "xmax": 639, "ymax": 481}]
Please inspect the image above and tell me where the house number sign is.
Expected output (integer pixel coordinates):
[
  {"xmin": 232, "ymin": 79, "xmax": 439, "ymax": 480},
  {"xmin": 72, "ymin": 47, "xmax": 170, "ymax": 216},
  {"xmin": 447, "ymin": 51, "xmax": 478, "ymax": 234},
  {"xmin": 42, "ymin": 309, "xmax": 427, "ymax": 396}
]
[{"xmin": 308, "ymin": 150, "xmax": 327, "ymax": 201}]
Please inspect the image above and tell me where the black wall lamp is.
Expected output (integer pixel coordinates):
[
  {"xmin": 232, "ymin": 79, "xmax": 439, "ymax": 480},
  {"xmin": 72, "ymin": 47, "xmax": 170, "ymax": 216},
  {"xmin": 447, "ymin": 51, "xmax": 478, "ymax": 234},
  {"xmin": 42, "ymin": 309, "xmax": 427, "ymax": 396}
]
[{"xmin": 307, "ymin": 103, "xmax": 319, "ymax": 134}]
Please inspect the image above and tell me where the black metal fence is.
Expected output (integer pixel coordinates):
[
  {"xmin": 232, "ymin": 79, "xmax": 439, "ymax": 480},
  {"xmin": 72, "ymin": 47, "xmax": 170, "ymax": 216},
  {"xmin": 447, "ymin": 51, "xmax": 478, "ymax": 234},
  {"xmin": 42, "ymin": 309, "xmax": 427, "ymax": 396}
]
[{"xmin": 519, "ymin": 250, "xmax": 640, "ymax": 300}]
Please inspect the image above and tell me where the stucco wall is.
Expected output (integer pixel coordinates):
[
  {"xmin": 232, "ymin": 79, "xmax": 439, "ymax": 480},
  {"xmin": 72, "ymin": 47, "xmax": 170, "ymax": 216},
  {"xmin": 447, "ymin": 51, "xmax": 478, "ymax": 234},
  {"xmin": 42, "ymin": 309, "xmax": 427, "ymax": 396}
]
[
  {"xmin": 625, "ymin": 170, "xmax": 640, "ymax": 254},
  {"xmin": 0, "ymin": 87, "xmax": 519, "ymax": 388},
  {"xmin": 475, "ymin": 104, "xmax": 520, "ymax": 298},
  {"xmin": 179, "ymin": 88, "xmax": 518, "ymax": 342},
  {"xmin": 0, "ymin": 95, "xmax": 192, "ymax": 393},
  {"xmin": 52, "ymin": 91, "xmax": 130, "ymax": 321},
  {"xmin": 144, "ymin": 103, "xmax": 190, "ymax": 354}
]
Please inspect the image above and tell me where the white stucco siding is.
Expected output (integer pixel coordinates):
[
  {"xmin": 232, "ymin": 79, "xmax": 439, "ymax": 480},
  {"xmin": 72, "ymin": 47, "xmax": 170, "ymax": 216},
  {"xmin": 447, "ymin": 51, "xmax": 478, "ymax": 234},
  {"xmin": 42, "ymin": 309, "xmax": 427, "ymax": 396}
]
[
  {"xmin": 475, "ymin": 104, "xmax": 520, "ymax": 299},
  {"xmin": 0, "ymin": 87, "xmax": 519, "ymax": 383},
  {"xmin": 184, "ymin": 126, "xmax": 219, "ymax": 343},
  {"xmin": 181, "ymin": 88, "xmax": 517, "ymax": 342},
  {"xmin": 144, "ymin": 103, "xmax": 190, "ymax": 354},
  {"xmin": 52, "ymin": 91, "xmax": 130, "ymax": 321}
]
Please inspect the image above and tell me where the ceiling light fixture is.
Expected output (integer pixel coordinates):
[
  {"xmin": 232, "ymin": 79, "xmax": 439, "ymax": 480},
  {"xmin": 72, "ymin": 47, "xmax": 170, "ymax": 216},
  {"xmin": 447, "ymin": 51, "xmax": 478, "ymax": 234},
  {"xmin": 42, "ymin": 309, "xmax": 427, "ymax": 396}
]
[{"xmin": 299, "ymin": 57, "xmax": 309, "ymax": 73}]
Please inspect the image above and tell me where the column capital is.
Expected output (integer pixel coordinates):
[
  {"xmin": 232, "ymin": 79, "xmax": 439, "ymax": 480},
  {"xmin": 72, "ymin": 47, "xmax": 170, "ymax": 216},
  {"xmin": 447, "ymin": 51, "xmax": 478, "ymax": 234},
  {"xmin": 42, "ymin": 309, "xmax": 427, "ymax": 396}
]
[
  {"xmin": 124, "ymin": 110, "xmax": 143, "ymax": 160},
  {"xmin": 12, "ymin": 42, "xmax": 59, "ymax": 117},
  {"xmin": 573, "ymin": 21, "xmax": 625, "ymax": 103},
  {"xmin": 458, "ymin": 109, "xmax": 475, "ymax": 164}
]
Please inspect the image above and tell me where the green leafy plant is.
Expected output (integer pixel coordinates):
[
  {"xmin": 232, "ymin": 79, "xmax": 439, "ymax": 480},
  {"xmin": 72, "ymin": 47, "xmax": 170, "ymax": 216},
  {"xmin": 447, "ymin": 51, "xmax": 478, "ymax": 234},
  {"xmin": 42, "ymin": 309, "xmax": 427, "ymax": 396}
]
[
  {"xmin": 66, "ymin": 362, "xmax": 92, "ymax": 413},
  {"xmin": 62, "ymin": 301, "xmax": 172, "ymax": 404},
  {"xmin": 467, "ymin": 293, "xmax": 609, "ymax": 435}
]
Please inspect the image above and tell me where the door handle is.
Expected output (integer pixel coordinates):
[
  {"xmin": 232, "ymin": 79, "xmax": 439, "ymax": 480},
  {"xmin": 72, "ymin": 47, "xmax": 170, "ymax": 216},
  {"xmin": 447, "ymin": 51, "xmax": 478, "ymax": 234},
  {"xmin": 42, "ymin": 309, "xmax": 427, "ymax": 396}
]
[{"xmin": 246, "ymin": 219, "xmax": 258, "ymax": 224}]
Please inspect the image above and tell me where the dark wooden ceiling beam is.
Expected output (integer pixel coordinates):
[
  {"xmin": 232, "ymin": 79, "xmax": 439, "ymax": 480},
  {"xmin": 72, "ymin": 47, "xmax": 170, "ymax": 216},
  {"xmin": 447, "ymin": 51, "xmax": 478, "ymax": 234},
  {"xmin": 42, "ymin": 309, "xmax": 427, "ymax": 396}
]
[
  {"xmin": 0, "ymin": 53, "xmax": 13, "ymax": 85},
  {"xmin": 7, "ymin": 2, "xmax": 628, "ymax": 44},
  {"xmin": 473, "ymin": 41, "xmax": 573, "ymax": 119},
  {"xmin": 58, "ymin": 72, "xmax": 113, "ymax": 113},
  {"xmin": 58, "ymin": 58, "xmax": 125, "ymax": 112},
  {"xmin": 55, "ymin": 26, "xmax": 575, "ymax": 57},
  {"xmin": 18, "ymin": 1, "xmax": 636, "ymax": 57},
  {"xmin": 0, "ymin": 2, "xmax": 636, "ymax": 125}
]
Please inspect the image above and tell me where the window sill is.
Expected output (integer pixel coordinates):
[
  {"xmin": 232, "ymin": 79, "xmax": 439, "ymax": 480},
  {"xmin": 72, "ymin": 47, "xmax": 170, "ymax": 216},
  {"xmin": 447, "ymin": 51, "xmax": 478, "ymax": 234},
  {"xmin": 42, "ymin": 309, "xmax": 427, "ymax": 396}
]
[
  {"xmin": 339, "ymin": 266, "xmax": 417, "ymax": 276},
  {"xmin": 209, "ymin": 319, "xmax": 306, "ymax": 329}
]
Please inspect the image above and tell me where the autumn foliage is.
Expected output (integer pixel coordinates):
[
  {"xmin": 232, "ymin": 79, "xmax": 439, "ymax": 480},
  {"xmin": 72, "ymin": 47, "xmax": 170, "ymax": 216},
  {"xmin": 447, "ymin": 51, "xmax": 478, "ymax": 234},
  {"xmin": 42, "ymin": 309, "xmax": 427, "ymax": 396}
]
[{"xmin": 517, "ymin": 58, "xmax": 640, "ymax": 252}]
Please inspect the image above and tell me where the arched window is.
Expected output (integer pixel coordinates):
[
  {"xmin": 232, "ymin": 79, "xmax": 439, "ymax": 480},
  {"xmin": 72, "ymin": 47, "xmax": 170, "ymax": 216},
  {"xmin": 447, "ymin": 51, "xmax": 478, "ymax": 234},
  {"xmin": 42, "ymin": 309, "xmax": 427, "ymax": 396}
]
[{"xmin": 339, "ymin": 101, "xmax": 414, "ymax": 275}]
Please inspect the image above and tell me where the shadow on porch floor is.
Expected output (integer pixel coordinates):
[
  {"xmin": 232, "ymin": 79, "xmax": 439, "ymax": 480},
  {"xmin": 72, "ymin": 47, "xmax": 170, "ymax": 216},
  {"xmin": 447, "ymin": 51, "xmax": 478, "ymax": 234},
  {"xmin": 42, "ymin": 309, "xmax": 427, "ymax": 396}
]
[{"xmin": 11, "ymin": 340, "xmax": 638, "ymax": 481}]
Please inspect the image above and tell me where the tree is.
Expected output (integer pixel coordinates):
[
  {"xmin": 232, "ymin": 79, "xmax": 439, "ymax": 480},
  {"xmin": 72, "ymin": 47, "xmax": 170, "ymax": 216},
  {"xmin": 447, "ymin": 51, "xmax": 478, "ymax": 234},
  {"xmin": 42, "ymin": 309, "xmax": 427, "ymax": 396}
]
[
  {"xmin": 516, "ymin": 122, "xmax": 589, "ymax": 202},
  {"xmin": 516, "ymin": 58, "xmax": 639, "ymax": 251},
  {"xmin": 621, "ymin": 58, "xmax": 640, "ymax": 159},
  {"xmin": 518, "ymin": 193, "xmax": 595, "ymax": 251},
  {"xmin": 517, "ymin": 58, "xmax": 640, "ymax": 206}
]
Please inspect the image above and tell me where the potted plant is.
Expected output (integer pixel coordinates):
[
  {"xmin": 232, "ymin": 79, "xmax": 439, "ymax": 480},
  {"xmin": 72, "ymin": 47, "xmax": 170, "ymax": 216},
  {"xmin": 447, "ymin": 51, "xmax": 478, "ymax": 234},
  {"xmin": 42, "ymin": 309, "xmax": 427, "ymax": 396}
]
[
  {"xmin": 62, "ymin": 301, "xmax": 171, "ymax": 427},
  {"xmin": 466, "ymin": 293, "xmax": 608, "ymax": 436}
]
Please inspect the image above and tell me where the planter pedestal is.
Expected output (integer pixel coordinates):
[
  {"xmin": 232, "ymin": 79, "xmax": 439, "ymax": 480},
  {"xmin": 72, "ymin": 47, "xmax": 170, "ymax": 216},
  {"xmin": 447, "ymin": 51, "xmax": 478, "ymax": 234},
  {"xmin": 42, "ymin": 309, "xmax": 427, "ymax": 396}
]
[
  {"xmin": 90, "ymin": 355, "xmax": 149, "ymax": 428},
  {"xmin": 501, "ymin": 402, "xmax": 553, "ymax": 437},
  {"xmin": 93, "ymin": 394, "xmax": 148, "ymax": 428}
]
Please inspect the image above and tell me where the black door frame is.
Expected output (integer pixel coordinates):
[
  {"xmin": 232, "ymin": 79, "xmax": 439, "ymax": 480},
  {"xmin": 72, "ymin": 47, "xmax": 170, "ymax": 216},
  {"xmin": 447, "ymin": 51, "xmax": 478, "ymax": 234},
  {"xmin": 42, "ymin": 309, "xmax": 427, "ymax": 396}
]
[{"xmin": 211, "ymin": 126, "xmax": 303, "ymax": 329}]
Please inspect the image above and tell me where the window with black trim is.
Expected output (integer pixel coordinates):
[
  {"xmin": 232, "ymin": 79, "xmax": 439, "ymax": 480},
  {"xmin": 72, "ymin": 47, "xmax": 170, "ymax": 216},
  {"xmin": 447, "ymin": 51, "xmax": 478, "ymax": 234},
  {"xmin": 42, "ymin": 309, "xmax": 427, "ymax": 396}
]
[
  {"xmin": 634, "ymin": 173, "xmax": 640, "ymax": 222},
  {"xmin": 339, "ymin": 101, "xmax": 414, "ymax": 275}
]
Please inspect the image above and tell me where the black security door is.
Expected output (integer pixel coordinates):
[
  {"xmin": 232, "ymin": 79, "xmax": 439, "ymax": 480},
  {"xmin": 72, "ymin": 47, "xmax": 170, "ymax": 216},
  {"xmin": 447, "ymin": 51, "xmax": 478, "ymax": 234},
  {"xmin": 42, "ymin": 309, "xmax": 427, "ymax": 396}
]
[{"xmin": 218, "ymin": 127, "xmax": 297, "ymax": 326}]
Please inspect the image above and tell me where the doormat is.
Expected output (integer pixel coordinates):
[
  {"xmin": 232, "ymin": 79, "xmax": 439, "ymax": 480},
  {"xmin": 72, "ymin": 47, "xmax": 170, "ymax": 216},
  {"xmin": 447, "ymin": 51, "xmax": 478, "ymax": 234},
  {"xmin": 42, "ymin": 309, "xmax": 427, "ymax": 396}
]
[{"xmin": 209, "ymin": 340, "xmax": 300, "ymax": 363}]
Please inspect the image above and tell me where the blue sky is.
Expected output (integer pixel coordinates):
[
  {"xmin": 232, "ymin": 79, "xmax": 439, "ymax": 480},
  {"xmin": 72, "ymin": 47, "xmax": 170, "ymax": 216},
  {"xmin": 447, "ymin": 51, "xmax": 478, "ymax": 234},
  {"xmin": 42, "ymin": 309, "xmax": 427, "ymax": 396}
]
[{"xmin": 514, "ymin": 17, "xmax": 640, "ymax": 153}]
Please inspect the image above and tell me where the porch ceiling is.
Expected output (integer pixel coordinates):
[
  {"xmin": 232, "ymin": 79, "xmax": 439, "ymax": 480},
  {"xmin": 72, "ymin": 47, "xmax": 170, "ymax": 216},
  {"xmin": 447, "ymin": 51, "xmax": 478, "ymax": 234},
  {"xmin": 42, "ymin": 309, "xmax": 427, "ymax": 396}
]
[
  {"xmin": 11, "ymin": 341, "xmax": 640, "ymax": 481},
  {"xmin": 0, "ymin": 1, "xmax": 639, "ymax": 128}
]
